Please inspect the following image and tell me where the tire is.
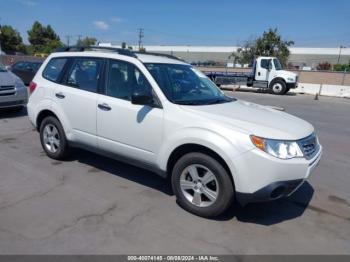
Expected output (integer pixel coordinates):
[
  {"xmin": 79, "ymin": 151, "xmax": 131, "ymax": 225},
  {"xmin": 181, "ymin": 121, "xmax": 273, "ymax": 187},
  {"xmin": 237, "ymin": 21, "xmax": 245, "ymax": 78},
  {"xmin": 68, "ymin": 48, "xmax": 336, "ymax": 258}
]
[
  {"xmin": 270, "ymin": 79, "xmax": 287, "ymax": 95},
  {"xmin": 39, "ymin": 116, "xmax": 70, "ymax": 160},
  {"xmin": 171, "ymin": 152, "xmax": 234, "ymax": 218}
]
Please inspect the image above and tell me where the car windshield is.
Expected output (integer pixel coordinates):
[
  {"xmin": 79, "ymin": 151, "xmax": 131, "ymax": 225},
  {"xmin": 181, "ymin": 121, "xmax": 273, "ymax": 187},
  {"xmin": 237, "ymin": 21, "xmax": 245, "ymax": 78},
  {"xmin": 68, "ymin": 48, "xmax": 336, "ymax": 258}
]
[
  {"xmin": 0, "ymin": 63, "xmax": 7, "ymax": 72},
  {"xmin": 273, "ymin": 59, "xmax": 283, "ymax": 70},
  {"xmin": 145, "ymin": 63, "xmax": 234, "ymax": 105}
]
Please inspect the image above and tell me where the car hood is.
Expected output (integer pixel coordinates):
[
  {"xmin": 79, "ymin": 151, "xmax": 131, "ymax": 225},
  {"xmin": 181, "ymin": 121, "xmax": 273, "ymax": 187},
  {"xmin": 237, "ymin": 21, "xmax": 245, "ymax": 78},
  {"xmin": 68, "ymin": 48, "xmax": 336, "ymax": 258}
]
[
  {"xmin": 0, "ymin": 70, "xmax": 17, "ymax": 86},
  {"xmin": 180, "ymin": 99, "xmax": 314, "ymax": 140},
  {"xmin": 276, "ymin": 70, "xmax": 297, "ymax": 79}
]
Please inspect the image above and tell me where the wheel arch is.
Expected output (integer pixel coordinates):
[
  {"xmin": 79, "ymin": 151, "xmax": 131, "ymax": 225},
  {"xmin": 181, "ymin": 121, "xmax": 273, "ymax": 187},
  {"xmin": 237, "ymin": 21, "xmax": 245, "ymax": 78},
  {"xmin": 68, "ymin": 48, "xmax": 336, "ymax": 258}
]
[
  {"xmin": 166, "ymin": 143, "xmax": 235, "ymax": 190},
  {"xmin": 269, "ymin": 77, "xmax": 286, "ymax": 88},
  {"xmin": 36, "ymin": 109, "xmax": 60, "ymax": 131}
]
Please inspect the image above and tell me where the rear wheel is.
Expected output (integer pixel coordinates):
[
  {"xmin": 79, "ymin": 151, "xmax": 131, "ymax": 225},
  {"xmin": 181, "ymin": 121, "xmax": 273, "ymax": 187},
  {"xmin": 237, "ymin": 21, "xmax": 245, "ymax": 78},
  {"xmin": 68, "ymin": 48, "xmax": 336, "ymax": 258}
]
[
  {"xmin": 270, "ymin": 79, "xmax": 287, "ymax": 95},
  {"xmin": 171, "ymin": 152, "xmax": 234, "ymax": 217},
  {"xmin": 39, "ymin": 116, "xmax": 70, "ymax": 160}
]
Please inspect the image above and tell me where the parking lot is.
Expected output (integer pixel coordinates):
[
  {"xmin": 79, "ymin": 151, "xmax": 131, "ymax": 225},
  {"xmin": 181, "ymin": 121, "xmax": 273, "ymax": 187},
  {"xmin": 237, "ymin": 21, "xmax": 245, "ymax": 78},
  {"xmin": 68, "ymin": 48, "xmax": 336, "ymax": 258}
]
[{"xmin": 0, "ymin": 91, "xmax": 349, "ymax": 254}]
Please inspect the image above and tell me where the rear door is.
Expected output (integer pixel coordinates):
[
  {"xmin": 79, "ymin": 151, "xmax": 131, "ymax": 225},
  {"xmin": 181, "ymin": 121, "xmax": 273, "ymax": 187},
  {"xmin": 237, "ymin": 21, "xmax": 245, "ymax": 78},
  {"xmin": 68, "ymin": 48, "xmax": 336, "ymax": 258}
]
[{"xmin": 53, "ymin": 57, "xmax": 104, "ymax": 147}]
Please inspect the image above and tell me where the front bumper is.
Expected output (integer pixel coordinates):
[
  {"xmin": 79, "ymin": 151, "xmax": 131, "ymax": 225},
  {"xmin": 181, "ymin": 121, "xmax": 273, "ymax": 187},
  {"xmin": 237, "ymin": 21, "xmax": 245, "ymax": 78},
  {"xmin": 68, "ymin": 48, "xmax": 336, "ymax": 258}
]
[
  {"xmin": 287, "ymin": 82, "xmax": 298, "ymax": 89},
  {"xmin": 234, "ymin": 144, "xmax": 322, "ymax": 205},
  {"xmin": 0, "ymin": 86, "xmax": 28, "ymax": 109}
]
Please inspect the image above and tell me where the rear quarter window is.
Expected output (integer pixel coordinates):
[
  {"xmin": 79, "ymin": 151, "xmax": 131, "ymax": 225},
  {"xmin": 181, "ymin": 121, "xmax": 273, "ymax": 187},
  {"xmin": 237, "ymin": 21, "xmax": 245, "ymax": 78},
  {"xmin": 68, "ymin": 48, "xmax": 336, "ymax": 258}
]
[{"xmin": 42, "ymin": 58, "xmax": 67, "ymax": 82}]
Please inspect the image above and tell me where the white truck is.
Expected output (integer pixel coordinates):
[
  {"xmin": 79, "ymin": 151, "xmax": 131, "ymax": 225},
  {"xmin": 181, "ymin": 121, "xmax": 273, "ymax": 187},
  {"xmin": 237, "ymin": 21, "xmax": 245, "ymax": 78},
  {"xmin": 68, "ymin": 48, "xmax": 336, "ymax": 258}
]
[{"xmin": 205, "ymin": 56, "xmax": 298, "ymax": 95}]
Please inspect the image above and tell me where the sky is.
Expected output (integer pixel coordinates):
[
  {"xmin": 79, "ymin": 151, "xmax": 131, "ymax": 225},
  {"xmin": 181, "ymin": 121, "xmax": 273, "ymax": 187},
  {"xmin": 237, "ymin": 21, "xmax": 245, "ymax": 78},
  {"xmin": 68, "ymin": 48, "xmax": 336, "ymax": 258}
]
[{"xmin": 1, "ymin": 0, "xmax": 350, "ymax": 47}]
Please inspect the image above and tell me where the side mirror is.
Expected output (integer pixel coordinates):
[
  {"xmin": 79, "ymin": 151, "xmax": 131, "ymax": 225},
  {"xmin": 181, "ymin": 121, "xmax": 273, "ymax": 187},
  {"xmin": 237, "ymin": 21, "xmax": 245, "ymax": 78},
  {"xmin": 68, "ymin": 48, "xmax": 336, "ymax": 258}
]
[{"xmin": 131, "ymin": 88, "xmax": 154, "ymax": 106}]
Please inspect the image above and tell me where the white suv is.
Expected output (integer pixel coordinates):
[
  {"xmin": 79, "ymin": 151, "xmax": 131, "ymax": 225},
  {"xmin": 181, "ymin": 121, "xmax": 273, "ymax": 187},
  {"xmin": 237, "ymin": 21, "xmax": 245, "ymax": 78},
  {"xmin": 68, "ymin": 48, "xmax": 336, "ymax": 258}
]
[{"xmin": 28, "ymin": 47, "xmax": 322, "ymax": 217}]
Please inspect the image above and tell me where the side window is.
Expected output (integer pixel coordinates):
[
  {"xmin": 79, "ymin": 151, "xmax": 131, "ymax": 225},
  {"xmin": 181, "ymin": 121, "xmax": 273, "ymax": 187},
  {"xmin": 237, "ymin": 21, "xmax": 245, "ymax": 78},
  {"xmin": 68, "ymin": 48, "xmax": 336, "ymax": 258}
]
[
  {"xmin": 105, "ymin": 59, "xmax": 152, "ymax": 101},
  {"xmin": 66, "ymin": 58, "xmax": 102, "ymax": 93},
  {"xmin": 260, "ymin": 59, "xmax": 271, "ymax": 70},
  {"xmin": 43, "ymin": 58, "xmax": 67, "ymax": 82}
]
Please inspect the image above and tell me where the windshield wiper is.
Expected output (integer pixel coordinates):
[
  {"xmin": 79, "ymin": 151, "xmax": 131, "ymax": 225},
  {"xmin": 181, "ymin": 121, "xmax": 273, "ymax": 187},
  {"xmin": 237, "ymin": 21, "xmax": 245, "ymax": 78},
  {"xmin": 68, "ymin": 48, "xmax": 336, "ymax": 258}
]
[
  {"xmin": 204, "ymin": 97, "xmax": 235, "ymax": 105},
  {"xmin": 173, "ymin": 100, "xmax": 203, "ymax": 105}
]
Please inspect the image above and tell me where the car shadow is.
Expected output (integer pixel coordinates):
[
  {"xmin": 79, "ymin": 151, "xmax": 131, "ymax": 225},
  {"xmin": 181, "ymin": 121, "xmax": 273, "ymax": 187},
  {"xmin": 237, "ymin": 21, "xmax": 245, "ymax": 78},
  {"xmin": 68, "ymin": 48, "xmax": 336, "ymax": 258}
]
[
  {"xmin": 233, "ymin": 88, "xmax": 297, "ymax": 96},
  {"xmin": 69, "ymin": 148, "xmax": 173, "ymax": 196},
  {"xmin": 66, "ymin": 148, "xmax": 313, "ymax": 225},
  {"xmin": 0, "ymin": 107, "xmax": 28, "ymax": 119},
  {"xmin": 215, "ymin": 182, "xmax": 314, "ymax": 225}
]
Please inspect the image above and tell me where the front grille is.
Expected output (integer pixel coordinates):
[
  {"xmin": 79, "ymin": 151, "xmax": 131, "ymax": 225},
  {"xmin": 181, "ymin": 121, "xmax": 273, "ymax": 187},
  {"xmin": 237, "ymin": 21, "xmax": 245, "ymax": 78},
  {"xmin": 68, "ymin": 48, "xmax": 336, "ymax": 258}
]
[
  {"xmin": 295, "ymin": 75, "xmax": 299, "ymax": 83},
  {"xmin": 0, "ymin": 85, "xmax": 16, "ymax": 96},
  {"xmin": 298, "ymin": 133, "xmax": 319, "ymax": 160}
]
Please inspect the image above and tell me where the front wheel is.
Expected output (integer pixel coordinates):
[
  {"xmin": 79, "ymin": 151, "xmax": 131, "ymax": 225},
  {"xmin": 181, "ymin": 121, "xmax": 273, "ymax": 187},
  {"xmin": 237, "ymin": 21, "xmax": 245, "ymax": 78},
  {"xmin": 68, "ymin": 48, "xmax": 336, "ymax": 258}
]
[
  {"xmin": 171, "ymin": 153, "xmax": 234, "ymax": 217},
  {"xmin": 270, "ymin": 79, "xmax": 287, "ymax": 95}
]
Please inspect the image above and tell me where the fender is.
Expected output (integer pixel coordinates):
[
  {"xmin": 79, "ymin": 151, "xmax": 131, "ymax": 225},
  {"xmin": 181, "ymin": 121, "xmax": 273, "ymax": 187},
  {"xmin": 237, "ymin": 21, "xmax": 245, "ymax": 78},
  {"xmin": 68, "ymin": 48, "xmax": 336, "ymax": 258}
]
[{"xmin": 157, "ymin": 127, "xmax": 249, "ymax": 187}]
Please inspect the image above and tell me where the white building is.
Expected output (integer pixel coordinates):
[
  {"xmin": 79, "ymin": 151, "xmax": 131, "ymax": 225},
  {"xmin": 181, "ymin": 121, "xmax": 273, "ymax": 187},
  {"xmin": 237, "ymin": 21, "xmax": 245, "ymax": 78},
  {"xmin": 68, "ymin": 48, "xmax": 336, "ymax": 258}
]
[{"xmin": 99, "ymin": 43, "xmax": 350, "ymax": 67}]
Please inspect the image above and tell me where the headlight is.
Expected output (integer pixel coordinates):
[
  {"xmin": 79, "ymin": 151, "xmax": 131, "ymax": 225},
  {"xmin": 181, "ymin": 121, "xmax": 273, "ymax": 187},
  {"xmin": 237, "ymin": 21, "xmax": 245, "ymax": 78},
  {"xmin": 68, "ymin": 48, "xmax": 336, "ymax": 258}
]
[
  {"xmin": 15, "ymin": 77, "xmax": 25, "ymax": 87},
  {"xmin": 287, "ymin": 77, "xmax": 294, "ymax": 82},
  {"xmin": 250, "ymin": 135, "xmax": 303, "ymax": 159}
]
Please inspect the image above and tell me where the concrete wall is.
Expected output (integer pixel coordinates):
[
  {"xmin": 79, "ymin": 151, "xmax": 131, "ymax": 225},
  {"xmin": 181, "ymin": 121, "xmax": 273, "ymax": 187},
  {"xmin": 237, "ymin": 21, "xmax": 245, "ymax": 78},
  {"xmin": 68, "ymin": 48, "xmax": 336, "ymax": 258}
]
[{"xmin": 290, "ymin": 83, "xmax": 350, "ymax": 98}]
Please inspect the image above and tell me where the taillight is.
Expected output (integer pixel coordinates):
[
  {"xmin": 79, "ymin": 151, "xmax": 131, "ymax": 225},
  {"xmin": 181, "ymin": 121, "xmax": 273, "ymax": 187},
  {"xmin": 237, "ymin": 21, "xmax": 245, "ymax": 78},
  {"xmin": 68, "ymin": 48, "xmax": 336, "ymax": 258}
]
[{"xmin": 29, "ymin": 81, "xmax": 37, "ymax": 95}]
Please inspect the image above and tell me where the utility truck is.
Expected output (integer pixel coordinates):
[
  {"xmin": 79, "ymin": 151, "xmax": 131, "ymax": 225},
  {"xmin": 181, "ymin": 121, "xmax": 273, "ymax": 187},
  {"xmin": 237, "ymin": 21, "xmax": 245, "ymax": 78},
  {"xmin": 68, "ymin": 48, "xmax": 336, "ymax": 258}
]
[{"xmin": 205, "ymin": 56, "xmax": 298, "ymax": 95}]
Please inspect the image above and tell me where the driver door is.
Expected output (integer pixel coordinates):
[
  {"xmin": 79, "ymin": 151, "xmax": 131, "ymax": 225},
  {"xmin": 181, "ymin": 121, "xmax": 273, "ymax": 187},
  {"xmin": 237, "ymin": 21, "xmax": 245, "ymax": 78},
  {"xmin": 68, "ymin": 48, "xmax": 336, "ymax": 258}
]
[
  {"xmin": 255, "ymin": 58, "xmax": 271, "ymax": 82},
  {"xmin": 97, "ymin": 59, "xmax": 163, "ymax": 165}
]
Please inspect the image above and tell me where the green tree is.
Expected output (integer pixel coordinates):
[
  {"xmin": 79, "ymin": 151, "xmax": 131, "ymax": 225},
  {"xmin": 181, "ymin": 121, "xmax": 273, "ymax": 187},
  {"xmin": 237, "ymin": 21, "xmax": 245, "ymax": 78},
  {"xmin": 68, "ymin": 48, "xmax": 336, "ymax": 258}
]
[
  {"xmin": 27, "ymin": 21, "xmax": 63, "ymax": 54},
  {"xmin": 0, "ymin": 25, "xmax": 25, "ymax": 54},
  {"xmin": 231, "ymin": 28, "xmax": 294, "ymax": 66},
  {"xmin": 76, "ymin": 37, "xmax": 97, "ymax": 47},
  {"xmin": 333, "ymin": 63, "xmax": 350, "ymax": 72}
]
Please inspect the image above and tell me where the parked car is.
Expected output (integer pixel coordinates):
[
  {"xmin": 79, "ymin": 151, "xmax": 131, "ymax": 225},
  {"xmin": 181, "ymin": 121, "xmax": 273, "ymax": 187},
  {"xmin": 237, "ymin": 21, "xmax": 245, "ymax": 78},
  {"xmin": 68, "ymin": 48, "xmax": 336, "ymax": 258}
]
[
  {"xmin": 11, "ymin": 61, "xmax": 42, "ymax": 85},
  {"xmin": 0, "ymin": 62, "xmax": 28, "ymax": 110},
  {"xmin": 27, "ymin": 47, "xmax": 322, "ymax": 217}
]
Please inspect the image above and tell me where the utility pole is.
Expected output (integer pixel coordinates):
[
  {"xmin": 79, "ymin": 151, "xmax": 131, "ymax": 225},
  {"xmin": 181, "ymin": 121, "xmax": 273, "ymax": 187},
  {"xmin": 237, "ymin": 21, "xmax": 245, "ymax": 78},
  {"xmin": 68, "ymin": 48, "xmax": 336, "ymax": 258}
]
[
  {"xmin": 138, "ymin": 28, "xmax": 144, "ymax": 50},
  {"xmin": 337, "ymin": 45, "xmax": 345, "ymax": 64},
  {"xmin": 65, "ymin": 35, "xmax": 72, "ymax": 47},
  {"xmin": 76, "ymin": 34, "xmax": 82, "ymax": 46}
]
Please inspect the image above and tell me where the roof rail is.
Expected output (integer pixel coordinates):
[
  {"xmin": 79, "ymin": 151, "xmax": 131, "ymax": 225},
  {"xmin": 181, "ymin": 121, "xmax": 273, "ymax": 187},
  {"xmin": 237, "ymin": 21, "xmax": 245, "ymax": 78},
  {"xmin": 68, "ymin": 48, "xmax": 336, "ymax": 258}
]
[
  {"xmin": 54, "ymin": 46, "xmax": 183, "ymax": 61},
  {"xmin": 133, "ymin": 51, "xmax": 182, "ymax": 61},
  {"xmin": 55, "ymin": 46, "xmax": 137, "ymax": 58}
]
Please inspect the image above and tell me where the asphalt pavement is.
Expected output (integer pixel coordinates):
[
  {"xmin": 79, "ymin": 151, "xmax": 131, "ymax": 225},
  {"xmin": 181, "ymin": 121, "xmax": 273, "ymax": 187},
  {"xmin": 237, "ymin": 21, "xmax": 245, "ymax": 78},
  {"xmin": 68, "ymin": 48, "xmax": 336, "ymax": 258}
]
[{"xmin": 0, "ymin": 91, "xmax": 349, "ymax": 254}]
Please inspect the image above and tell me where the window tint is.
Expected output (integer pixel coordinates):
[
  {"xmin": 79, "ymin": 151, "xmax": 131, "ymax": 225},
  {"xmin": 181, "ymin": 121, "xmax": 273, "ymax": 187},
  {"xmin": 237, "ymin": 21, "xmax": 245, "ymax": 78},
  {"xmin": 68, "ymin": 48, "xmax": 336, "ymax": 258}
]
[
  {"xmin": 105, "ymin": 59, "xmax": 152, "ymax": 101},
  {"xmin": 145, "ymin": 63, "xmax": 230, "ymax": 104},
  {"xmin": 13, "ymin": 62, "xmax": 26, "ymax": 70},
  {"xmin": 43, "ymin": 58, "xmax": 67, "ymax": 82},
  {"xmin": 260, "ymin": 59, "xmax": 271, "ymax": 69},
  {"xmin": 67, "ymin": 58, "xmax": 102, "ymax": 93}
]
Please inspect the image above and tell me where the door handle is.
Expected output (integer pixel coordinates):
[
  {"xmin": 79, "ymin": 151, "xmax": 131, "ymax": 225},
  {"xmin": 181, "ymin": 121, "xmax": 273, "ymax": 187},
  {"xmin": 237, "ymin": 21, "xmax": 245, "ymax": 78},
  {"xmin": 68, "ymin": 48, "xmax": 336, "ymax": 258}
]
[
  {"xmin": 258, "ymin": 72, "xmax": 261, "ymax": 76},
  {"xmin": 98, "ymin": 103, "xmax": 112, "ymax": 111},
  {"xmin": 55, "ymin": 92, "xmax": 65, "ymax": 99}
]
